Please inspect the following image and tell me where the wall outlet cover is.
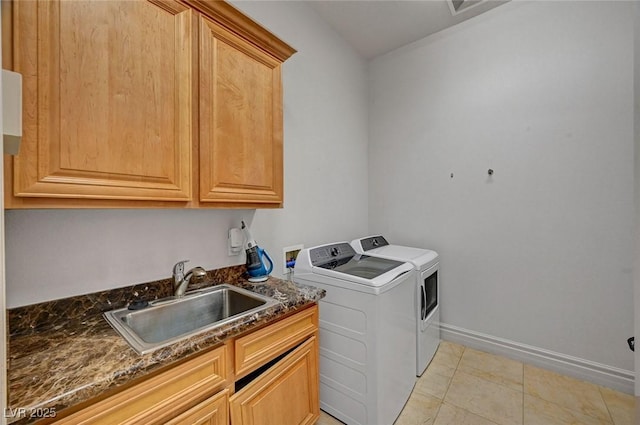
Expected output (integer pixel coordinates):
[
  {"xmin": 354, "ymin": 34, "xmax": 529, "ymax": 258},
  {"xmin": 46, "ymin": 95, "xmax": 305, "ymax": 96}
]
[{"xmin": 282, "ymin": 244, "xmax": 304, "ymax": 274}]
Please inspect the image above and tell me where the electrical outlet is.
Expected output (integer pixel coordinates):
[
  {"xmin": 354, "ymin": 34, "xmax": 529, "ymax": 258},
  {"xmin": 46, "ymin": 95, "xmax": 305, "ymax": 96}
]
[{"xmin": 282, "ymin": 244, "xmax": 304, "ymax": 274}]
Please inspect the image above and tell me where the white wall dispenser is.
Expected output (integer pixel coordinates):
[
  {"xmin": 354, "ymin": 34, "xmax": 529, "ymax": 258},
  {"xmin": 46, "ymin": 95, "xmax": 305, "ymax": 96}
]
[{"xmin": 2, "ymin": 69, "xmax": 22, "ymax": 155}]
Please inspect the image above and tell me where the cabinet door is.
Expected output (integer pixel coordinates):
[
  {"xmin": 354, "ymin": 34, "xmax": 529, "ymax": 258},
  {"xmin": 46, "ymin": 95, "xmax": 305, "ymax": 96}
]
[
  {"xmin": 165, "ymin": 389, "xmax": 229, "ymax": 425},
  {"xmin": 55, "ymin": 344, "xmax": 230, "ymax": 425},
  {"xmin": 229, "ymin": 337, "xmax": 320, "ymax": 425},
  {"xmin": 199, "ymin": 14, "xmax": 283, "ymax": 206},
  {"xmin": 9, "ymin": 0, "xmax": 193, "ymax": 203}
]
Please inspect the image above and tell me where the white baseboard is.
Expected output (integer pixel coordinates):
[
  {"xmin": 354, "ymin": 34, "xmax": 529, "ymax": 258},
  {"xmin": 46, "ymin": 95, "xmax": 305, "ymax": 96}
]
[{"xmin": 440, "ymin": 322, "xmax": 635, "ymax": 395}]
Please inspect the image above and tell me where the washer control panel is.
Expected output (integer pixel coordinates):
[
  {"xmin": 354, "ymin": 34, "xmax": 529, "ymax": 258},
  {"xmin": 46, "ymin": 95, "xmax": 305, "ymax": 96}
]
[
  {"xmin": 309, "ymin": 243, "xmax": 355, "ymax": 266},
  {"xmin": 360, "ymin": 236, "xmax": 389, "ymax": 251}
]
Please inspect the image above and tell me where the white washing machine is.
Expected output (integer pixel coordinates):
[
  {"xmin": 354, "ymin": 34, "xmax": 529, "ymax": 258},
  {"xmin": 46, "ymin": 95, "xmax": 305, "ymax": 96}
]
[
  {"xmin": 351, "ymin": 235, "xmax": 440, "ymax": 376},
  {"xmin": 294, "ymin": 242, "xmax": 416, "ymax": 425}
]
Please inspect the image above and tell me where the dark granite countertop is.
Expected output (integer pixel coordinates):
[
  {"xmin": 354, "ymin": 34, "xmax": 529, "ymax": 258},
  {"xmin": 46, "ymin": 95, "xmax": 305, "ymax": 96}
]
[{"xmin": 7, "ymin": 267, "xmax": 324, "ymax": 424}]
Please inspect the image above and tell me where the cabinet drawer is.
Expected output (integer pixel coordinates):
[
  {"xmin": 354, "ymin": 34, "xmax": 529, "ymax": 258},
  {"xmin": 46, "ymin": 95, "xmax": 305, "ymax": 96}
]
[
  {"xmin": 235, "ymin": 305, "xmax": 318, "ymax": 379},
  {"xmin": 56, "ymin": 344, "xmax": 230, "ymax": 425},
  {"xmin": 165, "ymin": 389, "xmax": 229, "ymax": 425}
]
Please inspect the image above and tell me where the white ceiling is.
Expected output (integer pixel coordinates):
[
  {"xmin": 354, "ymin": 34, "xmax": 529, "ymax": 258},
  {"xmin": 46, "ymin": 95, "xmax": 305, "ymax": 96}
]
[{"xmin": 307, "ymin": 0, "xmax": 509, "ymax": 59}]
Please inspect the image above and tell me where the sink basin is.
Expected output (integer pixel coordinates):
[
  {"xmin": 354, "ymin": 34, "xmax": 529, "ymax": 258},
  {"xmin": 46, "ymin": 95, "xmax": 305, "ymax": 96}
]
[{"xmin": 104, "ymin": 284, "xmax": 279, "ymax": 354}]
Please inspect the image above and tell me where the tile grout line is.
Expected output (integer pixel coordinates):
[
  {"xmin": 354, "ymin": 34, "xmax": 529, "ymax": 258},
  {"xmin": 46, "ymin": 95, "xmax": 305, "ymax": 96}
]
[
  {"xmin": 437, "ymin": 344, "xmax": 504, "ymax": 425},
  {"xmin": 433, "ymin": 343, "xmax": 467, "ymax": 423},
  {"xmin": 436, "ymin": 343, "xmax": 629, "ymax": 425},
  {"xmin": 597, "ymin": 386, "xmax": 617, "ymax": 425},
  {"xmin": 524, "ymin": 363, "xmax": 618, "ymax": 424},
  {"xmin": 393, "ymin": 342, "xmax": 465, "ymax": 425},
  {"xmin": 447, "ymin": 345, "xmax": 525, "ymax": 425},
  {"xmin": 463, "ymin": 347, "xmax": 621, "ymax": 425},
  {"xmin": 525, "ymin": 360, "xmax": 620, "ymax": 425}
]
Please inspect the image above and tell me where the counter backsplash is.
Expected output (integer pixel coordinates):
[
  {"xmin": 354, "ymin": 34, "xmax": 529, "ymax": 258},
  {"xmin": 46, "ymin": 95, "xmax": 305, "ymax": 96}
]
[{"xmin": 8, "ymin": 265, "xmax": 247, "ymax": 337}]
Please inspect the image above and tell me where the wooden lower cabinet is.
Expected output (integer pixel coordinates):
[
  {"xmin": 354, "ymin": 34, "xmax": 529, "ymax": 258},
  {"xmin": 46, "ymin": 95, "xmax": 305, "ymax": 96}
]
[
  {"xmin": 54, "ymin": 344, "xmax": 230, "ymax": 425},
  {"xmin": 51, "ymin": 305, "xmax": 319, "ymax": 425},
  {"xmin": 166, "ymin": 390, "xmax": 229, "ymax": 425},
  {"xmin": 230, "ymin": 337, "xmax": 320, "ymax": 425}
]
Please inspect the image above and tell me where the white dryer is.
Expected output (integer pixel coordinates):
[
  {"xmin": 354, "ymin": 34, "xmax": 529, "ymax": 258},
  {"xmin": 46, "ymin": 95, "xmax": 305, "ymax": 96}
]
[
  {"xmin": 351, "ymin": 236, "xmax": 440, "ymax": 376},
  {"xmin": 294, "ymin": 242, "xmax": 416, "ymax": 425}
]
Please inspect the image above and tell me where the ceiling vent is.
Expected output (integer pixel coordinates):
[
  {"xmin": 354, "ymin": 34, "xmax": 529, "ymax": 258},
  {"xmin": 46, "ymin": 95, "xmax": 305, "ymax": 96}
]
[{"xmin": 449, "ymin": 0, "xmax": 485, "ymax": 15}]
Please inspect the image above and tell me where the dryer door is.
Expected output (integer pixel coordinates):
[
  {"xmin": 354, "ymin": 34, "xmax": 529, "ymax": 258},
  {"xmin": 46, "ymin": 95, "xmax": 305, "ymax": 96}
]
[{"xmin": 420, "ymin": 265, "xmax": 438, "ymax": 330}]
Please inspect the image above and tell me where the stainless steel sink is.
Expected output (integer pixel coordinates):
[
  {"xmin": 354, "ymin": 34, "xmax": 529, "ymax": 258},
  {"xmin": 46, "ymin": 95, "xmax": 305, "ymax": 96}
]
[{"xmin": 104, "ymin": 284, "xmax": 279, "ymax": 354}]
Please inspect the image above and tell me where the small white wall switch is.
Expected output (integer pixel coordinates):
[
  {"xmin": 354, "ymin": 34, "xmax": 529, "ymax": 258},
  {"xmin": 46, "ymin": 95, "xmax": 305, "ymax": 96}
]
[{"xmin": 228, "ymin": 228, "xmax": 243, "ymax": 256}]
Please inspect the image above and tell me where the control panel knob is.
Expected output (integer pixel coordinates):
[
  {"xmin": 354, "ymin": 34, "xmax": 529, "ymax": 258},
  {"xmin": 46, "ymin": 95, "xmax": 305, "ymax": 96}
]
[{"xmin": 330, "ymin": 247, "xmax": 340, "ymax": 257}]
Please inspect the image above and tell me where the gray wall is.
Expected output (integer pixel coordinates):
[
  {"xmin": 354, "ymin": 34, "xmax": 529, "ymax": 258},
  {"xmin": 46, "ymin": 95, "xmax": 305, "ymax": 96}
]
[
  {"xmin": 368, "ymin": 1, "xmax": 635, "ymax": 371},
  {"xmin": 5, "ymin": 1, "xmax": 370, "ymax": 307}
]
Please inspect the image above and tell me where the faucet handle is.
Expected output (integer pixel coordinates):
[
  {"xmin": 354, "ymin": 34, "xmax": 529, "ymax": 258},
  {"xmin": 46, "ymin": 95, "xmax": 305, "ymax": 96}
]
[{"xmin": 173, "ymin": 260, "xmax": 190, "ymax": 279}]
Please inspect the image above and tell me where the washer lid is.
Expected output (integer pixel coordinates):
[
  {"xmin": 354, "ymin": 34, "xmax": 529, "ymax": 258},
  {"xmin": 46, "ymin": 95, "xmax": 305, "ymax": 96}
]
[
  {"xmin": 308, "ymin": 242, "xmax": 413, "ymax": 287},
  {"xmin": 317, "ymin": 254, "xmax": 405, "ymax": 279},
  {"xmin": 371, "ymin": 245, "xmax": 438, "ymax": 263},
  {"xmin": 351, "ymin": 236, "xmax": 439, "ymax": 268}
]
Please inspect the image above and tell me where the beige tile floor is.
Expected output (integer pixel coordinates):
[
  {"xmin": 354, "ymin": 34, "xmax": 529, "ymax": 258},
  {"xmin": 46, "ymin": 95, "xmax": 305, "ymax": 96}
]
[{"xmin": 315, "ymin": 341, "xmax": 636, "ymax": 425}]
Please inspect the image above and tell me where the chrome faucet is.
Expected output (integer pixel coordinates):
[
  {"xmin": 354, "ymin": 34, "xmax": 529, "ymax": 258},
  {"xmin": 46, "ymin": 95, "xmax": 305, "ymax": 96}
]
[{"xmin": 173, "ymin": 260, "xmax": 207, "ymax": 297}]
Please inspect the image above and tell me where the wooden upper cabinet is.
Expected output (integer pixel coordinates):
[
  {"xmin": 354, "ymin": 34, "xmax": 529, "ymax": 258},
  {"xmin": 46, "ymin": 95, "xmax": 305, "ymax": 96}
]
[
  {"xmin": 199, "ymin": 14, "xmax": 283, "ymax": 206},
  {"xmin": 7, "ymin": 0, "xmax": 194, "ymax": 206},
  {"xmin": 4, "ymin": 0, "xmax": 295, "ymax": 209}
]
